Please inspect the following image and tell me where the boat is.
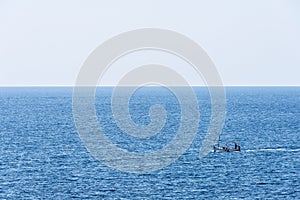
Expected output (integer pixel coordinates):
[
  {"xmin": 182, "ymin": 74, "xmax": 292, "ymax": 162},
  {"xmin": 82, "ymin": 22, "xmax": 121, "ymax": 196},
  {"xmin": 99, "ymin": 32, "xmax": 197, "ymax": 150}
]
[{"xmin": 213, "ymin": 135, "xmax": 241, "ymax": 152}]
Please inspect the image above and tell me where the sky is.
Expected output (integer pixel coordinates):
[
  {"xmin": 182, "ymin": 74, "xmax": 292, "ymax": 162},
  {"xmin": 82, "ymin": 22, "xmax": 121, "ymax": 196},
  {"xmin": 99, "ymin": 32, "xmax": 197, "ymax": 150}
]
[{"xmin": 0, "ymin": 0, "xmax": 300, "ymax": 86}]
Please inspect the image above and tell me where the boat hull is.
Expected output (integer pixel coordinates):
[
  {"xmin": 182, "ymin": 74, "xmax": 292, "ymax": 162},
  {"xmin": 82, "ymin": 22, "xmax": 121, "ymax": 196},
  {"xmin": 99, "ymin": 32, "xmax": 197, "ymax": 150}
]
[{"xmin": 213, "ymin": 145, "xmax": 241, "ymax": 152}]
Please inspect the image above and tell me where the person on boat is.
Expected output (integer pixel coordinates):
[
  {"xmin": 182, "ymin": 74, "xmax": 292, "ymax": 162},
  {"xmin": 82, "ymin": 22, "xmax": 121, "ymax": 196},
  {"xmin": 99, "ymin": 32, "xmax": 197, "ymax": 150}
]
[{"xmin": 234, "ymin": 142, "xmax": 241, "ymax": 151}]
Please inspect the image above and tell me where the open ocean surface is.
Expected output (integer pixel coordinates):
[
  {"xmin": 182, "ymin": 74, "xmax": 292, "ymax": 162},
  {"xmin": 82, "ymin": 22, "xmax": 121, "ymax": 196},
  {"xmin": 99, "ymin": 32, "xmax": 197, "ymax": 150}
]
[{"xmin": 0, "ymin": 87, "xmax": 299, "ymax": 199}]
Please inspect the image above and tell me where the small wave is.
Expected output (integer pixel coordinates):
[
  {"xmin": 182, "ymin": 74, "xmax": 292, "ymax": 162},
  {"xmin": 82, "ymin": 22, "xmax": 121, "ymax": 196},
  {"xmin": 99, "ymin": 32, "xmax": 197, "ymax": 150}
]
[{"xmin": 243, "ymin": 148, "xmax": 300, "ymax": 153}]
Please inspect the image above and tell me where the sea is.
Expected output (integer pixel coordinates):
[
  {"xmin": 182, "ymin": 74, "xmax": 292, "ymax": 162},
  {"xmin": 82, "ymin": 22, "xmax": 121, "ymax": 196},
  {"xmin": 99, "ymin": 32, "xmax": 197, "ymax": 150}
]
[{"xmin": 0, "ymin": 87, "xmax": 299, "ymax": 199}]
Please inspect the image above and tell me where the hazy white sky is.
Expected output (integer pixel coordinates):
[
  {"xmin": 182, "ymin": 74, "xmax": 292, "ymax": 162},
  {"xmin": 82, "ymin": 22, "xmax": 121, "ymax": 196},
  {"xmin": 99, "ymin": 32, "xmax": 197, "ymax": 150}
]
[{"xmin": 1, "ymin": 0, "xmax": 299, "ymax": 86}]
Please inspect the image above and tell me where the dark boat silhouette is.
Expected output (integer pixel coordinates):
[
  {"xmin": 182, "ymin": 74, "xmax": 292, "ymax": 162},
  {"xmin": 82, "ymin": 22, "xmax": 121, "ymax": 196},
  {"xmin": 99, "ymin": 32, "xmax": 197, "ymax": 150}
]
[{"xmin": 213, "ymin": 135, "xmax": 241, "ymax": 152}]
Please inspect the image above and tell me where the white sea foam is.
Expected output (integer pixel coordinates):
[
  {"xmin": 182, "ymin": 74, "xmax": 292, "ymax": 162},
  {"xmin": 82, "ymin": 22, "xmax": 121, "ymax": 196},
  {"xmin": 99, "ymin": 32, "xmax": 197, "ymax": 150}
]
[{"xmin": 243, "ymin": 148, "xmax": 300, "ymax": 153}]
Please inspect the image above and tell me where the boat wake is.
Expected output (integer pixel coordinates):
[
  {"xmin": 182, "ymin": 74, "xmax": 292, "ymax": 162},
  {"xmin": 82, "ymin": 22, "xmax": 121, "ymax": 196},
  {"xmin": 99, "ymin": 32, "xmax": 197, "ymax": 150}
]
[{"xmin": 243, "ymin": 148, "xmax": 300, "ymax": 153}]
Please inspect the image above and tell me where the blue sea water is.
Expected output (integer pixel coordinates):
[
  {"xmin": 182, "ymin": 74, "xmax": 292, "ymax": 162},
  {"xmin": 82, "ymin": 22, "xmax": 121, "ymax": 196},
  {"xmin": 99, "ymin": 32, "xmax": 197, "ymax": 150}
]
[{"xmin": 0, "ymin": 87, "xmax": 299, "ymax": 199}]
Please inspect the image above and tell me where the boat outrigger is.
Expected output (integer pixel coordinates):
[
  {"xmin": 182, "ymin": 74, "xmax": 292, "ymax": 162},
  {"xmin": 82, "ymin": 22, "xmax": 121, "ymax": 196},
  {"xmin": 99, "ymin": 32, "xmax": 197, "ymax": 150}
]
[{"xmin": 213, "ymin": 136, "xmax": 241, "ymax": 152}]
